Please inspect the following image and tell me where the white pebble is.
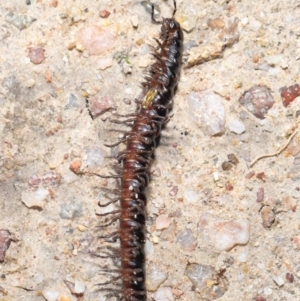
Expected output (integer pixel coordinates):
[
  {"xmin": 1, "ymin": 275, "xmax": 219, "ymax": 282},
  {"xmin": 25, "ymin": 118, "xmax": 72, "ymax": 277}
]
[
  {"xmin": 74, "ymin": 280, "xmax": 85, "ymax": 294},
  {"xmin": 26, "ymin": 78, "xmax": 35, "ymax": 88},
  {"xmin": 213, "ymin": 219, "xmax": 250, "ymax": 251},
  {"xmin": 42, "ymin": 289, "xmax": 59, "ymax": 301},
  {"xmin": 82, "ymin": 147, "xmax": 106, "ymax": 171},
  {"xmin": 147, "ymin": 266, "xmax": 168, "ymax": 291},
  {"xmin": 228, "ymin": 119, "xmax": 246, "ymax": 134},
  {"xmin": 145, "ymin": 240, "xmax": 154, "ymax": 257},
  {"xmin": 153, "ymin": 287, "xmax": 174, "ymax": 301},
  {"xmin": 213, "ymin": 172, "xmax": 219, "ymax": 181},
  {"xmin": 131, "ymin": 15, "xmax": 139, "ymax": 28},
  {"xmin": 21, "ymin": 188, "xmax": 49, "ymax": 209},
  {"xmin": 97, "ymin": 57, "xmax": 113, "ymax": 70},
  {"xmin": 263, "ymin": 287, "xmax": 273, "ymax": 296},
  {"xmin": 198, "ymin": 214, "xmax": 250, "ymax": 251},
  {"xmin": 184, "ymin": 189, "xmax": 198, "ymax": 203},
  {"xmin": 237, "ymin": 247, "xmax": 249, "ymax": 263},
  {"xmin": 248, "ymin": 19, "xmax": 262, "ymax": 31},
  {"xmin": 33, "ymin": 273, "xmax": 44, "ymax": 285},
  {"xmin": 187, "ymin": 91, "xmax": 226, "ymax": 136},
  {"xmin": 272, "ymin": 275, "xmax": 284, "ymax": 287}
]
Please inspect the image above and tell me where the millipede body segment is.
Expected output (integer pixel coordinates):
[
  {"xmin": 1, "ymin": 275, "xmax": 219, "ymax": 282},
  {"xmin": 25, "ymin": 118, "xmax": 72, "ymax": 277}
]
[{"xmin": 98, "ymin": 2, "xmax": 183, "ymax": 300}]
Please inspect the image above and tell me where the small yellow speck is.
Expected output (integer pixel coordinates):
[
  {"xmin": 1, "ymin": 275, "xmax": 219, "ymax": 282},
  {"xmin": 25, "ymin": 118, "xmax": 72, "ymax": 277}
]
[
  {"xmin": 152, "ymin": 236, "xmax": 159, "ymax": 244},
  {"xmin": 78, "ymin": 224, "xmax": 86, "ymax": 232}
]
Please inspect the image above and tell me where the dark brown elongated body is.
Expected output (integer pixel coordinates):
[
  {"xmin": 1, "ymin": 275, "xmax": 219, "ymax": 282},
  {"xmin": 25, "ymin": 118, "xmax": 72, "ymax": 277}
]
[
  {"xmin": 98, "ymin": 4, "xmax": 183, "ymax": 300},
  {"xmin": 119, "ymin": 17, "xmax": 183, "ymax": 300}
]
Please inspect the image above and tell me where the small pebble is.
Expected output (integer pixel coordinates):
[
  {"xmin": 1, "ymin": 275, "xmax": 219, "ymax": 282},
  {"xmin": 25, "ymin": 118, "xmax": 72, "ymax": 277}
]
[
  {"xmin": 176, "ymin": 228, "xmax": 197, "ymax": 251},
  {"xmin": 185, "ymin": 263, "xmax": 227, "ymax": 300},
  {"xmin": 246, "ymin": 171, "xmax": 255, "ymax": 179},
  {"xmin": 263, "ymin": 287, "xmax": 273, "ymax": 296},
  {"xmin": 248, "ymin": 19, "xmax": 262, "ymax": 31},
  {"xmin": 198, "ymin": 214, "xmax": 250, "ymax": 251},
  {"xmin": 87, "ymin": 96, "xmax": 116, "ymax": 119},
  {"xmin": 256, "ymin": 187, "xmax": 264, "ymax": 202},
  {"xmin": 272, "ymin": 275, "xmax": 284, "ymax": 287},
  {"xmin": 155, "ymin": 214, "xmax": 171, "ymax": 230},
  {"xmin": 228, "ymin": 119, "xmax": 246, "ymax": 134},
  {"xmin": 77, "ymin": 224, "xmax": 86, "ymax": 232},
  {"xmin": 5, "ymin": 11, "xmax": 36, "ymax": 30},
  {"xmin": 69, "ymin": 159, "xmax": 82, "ymax": 174},
  {"xmin": 153, "ymin": 287, "xmax": 174, "ymax": 301},
  {"xmin": 176, "ymin": 4, "xmax": 204, "ymax": 32},
  {"xmin": 145, "ymin": 240, "xmax": 154, "ymax": 257},
  {"xmin": 82, "ymin": 147, "xmax": 106, "ymax": 172},
  {"xmin": 228, "ymin": 153, "xmax": 239, "ymax": 165},
  {"xmin": 131, "ymin": 15, "xmax": 139, "ymax": 28},
  {"xmin": 21, "ymin": 188, "xmax": 49, "ymax": 209},
  {"xmin": 77, "ymin": 25, "xmax": 116, "ymax": 55},
  {"xmin": 60, "ymin": 203, "xmax": 83, "ymax": 220},
  {"xmin": 239, "ymin": 85, "xmax": 274, "ymax": 119},
  {"xmin": 97, "ymin": 57, "xmax": 113, "ymax": 70},
  {"xmin": 260, "ymin": 206, "xmax": 275, "ymax": 228},
  {"xmin": 42, "ymin": 289, "xmax": 60, "ymax": 301},
  {"xmin": 281, "ymin": 84, "xmax": 300, "ymax": 107},
  {"xmin": 74, "ymin": 280, "xmax": 85, "ymax": 294},
  {"xmin": 99, "ymin": 10, "xmax": 110, "ymax": 18},
  {"xmin": 152, "ymin": 236, "xmax": 159, "ymax": 244},
  {"xmin": 146, "ymin": 266, "xmax": 168, "ymax": 291},
  {"xmin": 187, "ymin": 91, "xmax": 226, "ymax": 136},
  {"xmin": 28, "ymin": 171, "xmax": 61, "ymax": 188},
  {"xmin": 286, "ymin": 273, "xmax": 294, "ymax": 283},
  {"xmin": 28, "ymin": 46, "xmax": 45, "ymax": 64},
  {"xmin": 222, "ymin": 161, "xmax": 233, "ymax": 171},
  {"xmin": 26, "ymin": 78, "xmax": 35, "ymax": 87}
]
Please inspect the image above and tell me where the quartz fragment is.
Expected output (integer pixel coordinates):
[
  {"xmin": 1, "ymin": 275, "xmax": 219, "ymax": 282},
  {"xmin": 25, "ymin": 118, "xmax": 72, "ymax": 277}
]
[
  {"xmin": 176, "ymin": 228, "xmax": 197, "ymax": 251},
  {"xmin": 82, "ymin": 147, "xmax": 106, "ymax": 172},
  {"xmin": 87, "ymin": 96, "xmax": 116, "ymax": 119},
  {"xmin": 146, "ymin": 266, "xmax": 168, "ymax": 291},
  {"xmin": 42, "ymin": 289, "xmax": 59, "ymax": 301},
  {"xmin": 60, "ymin": 203, "xmax": 83, "ymax": 220},
  {"xmin": 272, "ymin": 275, "xmax": 284, "ymax": 287},
  {"xmin": 155, "ymin": 214, "xmax": 171, "ymax": 230},
  {"xmin": 238, "ymin": 85, "xmax": 274, "ymax": 119},
  {"xmin": 153, "ymin": 287, "xmax": 174, "ymax": 301},
  {"xmin": 188, "ymin": 91, "xmax": 226, "ymax": 136},
  {"xmin": 198, "ymin": 214, "xmax": 250, "ymax": 251},
  {"xmin": 77, "ymin": 25, "xmax": 116, "ymax": 55},
  {"xmin": 175, "ymin": 4, "xmax": 203, "ymax": 32},
  {"xmin": 185, "ymin": 263, "xmax": 227, "ymax": 300},
  {"xmin": 74, "ymin": 280, "xmax": 85, "ymax": 294},
  {"xmin": 228, "ymin": 119, "xmax": 245, "ymax": 134},
  {"xmin": 21, "ymin": 188, "xmax": 49, "ymax": 209}
]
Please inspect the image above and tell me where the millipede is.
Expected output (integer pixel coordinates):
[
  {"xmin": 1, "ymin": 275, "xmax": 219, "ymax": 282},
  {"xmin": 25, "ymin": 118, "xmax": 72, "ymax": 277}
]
[{"xmin": 93, "ymin": 1, "xmax": 183, "ymax": 300}]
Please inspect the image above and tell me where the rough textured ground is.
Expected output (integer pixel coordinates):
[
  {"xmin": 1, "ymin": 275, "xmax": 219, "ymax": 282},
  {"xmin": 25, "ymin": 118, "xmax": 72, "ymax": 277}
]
[{"xmin": 1, "ymin": 1, "xmax": 300, "ymax": 301}]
